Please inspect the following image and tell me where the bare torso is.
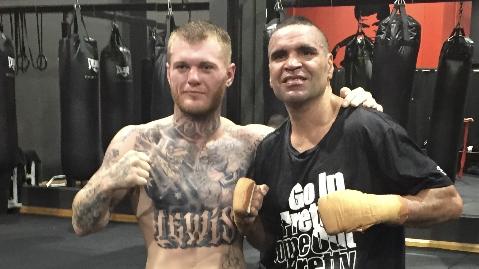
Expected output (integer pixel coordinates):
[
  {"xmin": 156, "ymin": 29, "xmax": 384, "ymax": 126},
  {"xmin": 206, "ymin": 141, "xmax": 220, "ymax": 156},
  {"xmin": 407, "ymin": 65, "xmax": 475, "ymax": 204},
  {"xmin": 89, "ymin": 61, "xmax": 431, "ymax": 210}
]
[{"xmin": 127, "ymin": 117, "xmax": 270, "ymax": 269}]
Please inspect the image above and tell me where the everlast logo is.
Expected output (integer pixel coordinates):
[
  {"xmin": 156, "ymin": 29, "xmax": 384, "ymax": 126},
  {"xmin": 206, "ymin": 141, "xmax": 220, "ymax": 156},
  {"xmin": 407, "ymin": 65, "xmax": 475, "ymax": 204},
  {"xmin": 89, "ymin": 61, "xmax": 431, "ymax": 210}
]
[
  {"xmin": 8, "ymin": 56, "xmax": 15, "ymax": 71},
  {"xmin": 87, "ymin": 58, "xmax": 99, "ymax": 73},
  {"xmin": 116, "ymin": 65, "xmax": 130, "ymax": 77}
]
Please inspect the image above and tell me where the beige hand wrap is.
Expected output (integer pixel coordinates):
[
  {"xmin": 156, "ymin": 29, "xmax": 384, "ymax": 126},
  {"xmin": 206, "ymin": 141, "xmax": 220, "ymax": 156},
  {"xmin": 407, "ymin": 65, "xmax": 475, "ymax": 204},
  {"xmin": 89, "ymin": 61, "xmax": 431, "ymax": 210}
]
[
  {"xmin": 318, "ymin": 189, "xmax": 408, "ymax": 235},
  {"xmin": 233, "ymin": 177, "xmax": 256, "ymax": 217}
]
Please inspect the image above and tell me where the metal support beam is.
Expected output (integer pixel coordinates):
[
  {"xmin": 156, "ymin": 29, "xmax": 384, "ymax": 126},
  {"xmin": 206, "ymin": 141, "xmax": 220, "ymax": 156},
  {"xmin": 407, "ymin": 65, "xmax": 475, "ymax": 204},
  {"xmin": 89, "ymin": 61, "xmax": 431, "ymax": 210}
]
[
  {"xmin": 282, "ymin": 0, "xmax": 471, "ymax": 8},
  {"xmin": 0, "ymin": 2, "xmax": 209, "ymax": 14}
]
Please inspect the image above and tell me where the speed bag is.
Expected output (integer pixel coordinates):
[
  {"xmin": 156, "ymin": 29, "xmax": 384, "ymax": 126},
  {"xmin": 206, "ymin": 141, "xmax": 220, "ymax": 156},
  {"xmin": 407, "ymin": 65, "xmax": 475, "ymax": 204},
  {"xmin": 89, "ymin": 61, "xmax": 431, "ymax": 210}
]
[
  {"xmin": 372, "ymin": 4, "xmax": 421, "ymax": 128},
  {"xmin": 0, "ymin": 31, "xmax": 17, "ymax": 189},
  {"xmin": 426, "ymin": 27, "xmax": 474, "ymax": 180},
  {"xmin": 60, "ymin": 24, "xmax": 102, "ymax": 184},
  {"xmin": 344, "ymin": 35, "xmax": 374, "ymax": 90},
  {"xmin": 100, "ymin": 26, "xmax": 135, "ymax": 152}
]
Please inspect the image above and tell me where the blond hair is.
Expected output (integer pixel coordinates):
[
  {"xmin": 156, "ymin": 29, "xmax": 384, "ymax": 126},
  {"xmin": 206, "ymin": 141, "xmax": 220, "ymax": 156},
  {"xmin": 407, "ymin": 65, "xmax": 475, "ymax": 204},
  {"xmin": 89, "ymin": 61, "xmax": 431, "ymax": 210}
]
[{"xmin": 167, "ymin": 20, "xmax": 232, "ymax": 64}]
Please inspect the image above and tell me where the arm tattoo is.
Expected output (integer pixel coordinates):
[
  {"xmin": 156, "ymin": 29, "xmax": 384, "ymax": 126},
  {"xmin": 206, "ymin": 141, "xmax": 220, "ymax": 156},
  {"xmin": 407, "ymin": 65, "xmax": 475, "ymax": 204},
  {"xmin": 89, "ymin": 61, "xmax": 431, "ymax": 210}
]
[
  {"xmin": 103, "ymin": 149, "xmax": 119, "ymax": 167},
  {"xmin": 73, "ymin": 185, "xmax": 111, "ymax": 232},
  {"xmin": 73, "ymin": 147, "xmax": 120, "ymax": 232}
]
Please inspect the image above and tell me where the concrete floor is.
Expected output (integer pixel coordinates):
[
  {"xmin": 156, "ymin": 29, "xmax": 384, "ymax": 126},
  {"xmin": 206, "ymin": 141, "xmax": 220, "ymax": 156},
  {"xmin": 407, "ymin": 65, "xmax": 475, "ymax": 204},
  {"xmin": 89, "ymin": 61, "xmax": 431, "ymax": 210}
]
[{"xmin": 1, "ymin": 214, "xmax": 478, "ymax": 268}]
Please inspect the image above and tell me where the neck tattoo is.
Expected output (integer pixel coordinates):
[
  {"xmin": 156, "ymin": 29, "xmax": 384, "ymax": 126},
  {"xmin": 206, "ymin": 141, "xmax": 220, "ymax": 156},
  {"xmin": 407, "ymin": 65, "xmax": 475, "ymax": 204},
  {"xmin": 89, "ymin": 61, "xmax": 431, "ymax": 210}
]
[{"xmin": 173, "ymin": 114, "xmax": 221, "ymax": 142}]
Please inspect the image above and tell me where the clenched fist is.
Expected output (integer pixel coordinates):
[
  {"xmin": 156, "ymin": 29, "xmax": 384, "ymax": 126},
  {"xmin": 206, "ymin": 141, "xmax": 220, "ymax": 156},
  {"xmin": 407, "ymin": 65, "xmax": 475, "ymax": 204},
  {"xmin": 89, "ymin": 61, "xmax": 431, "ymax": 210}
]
[
  {"xmin": 104, "ymin": 150, "xmax": 151, "ymax": 190},
  {"xmin": 318, "ymin": 189, "xmax": 408, "ymax": 235}
]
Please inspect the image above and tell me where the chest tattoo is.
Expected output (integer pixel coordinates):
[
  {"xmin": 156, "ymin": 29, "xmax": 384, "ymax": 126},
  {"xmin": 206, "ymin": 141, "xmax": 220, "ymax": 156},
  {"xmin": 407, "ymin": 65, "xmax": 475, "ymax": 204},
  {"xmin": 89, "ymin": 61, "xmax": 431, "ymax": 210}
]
[{"xmin": 135, "ymin": 125, "xmax": 253, "ymax": 248}]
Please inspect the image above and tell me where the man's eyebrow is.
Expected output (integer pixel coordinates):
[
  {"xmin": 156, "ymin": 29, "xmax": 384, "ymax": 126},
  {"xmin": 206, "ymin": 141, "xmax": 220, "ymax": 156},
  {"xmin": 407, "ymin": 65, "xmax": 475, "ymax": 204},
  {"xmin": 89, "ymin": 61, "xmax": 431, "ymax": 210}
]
[
  {"xmin": 298, "ymin": 45, "xmax": 318, "ymax": 53},
  {"xmin": 172, "ymin": 60, "xmax": 188, "ymax": 66},
  {"xmin": 199, "ymin": 61, "xmax": 218, "ymax": 66},
  {"xmin": 270, "ymin": 49, "xmax": 286, "ymax": 59}
]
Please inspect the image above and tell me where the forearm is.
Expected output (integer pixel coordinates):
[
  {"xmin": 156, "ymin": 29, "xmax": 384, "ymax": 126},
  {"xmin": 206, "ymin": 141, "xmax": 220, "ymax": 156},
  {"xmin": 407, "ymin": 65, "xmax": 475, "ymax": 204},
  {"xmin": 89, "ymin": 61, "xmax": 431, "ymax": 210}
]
[
  {"xmin": 401, "ymin": 185, "xmax": 463, "ymax": 227},
  {"xmin": 72, "ymin": 173, "xmax": 114, "ymax": 236},
  {"xmin": 242, "ymin": 217, "xmax": 273, "ymax": 252}
]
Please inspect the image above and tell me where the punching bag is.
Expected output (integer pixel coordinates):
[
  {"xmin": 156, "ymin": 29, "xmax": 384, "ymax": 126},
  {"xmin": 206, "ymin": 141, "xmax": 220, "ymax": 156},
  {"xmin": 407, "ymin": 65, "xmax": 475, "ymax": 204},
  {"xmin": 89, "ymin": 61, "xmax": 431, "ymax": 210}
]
[
  {"xmin": 151, "ymin": 14, "xmax": 175, "ymax": 120},
  {"xmin": 100, "ymin": 23, "xmax": 135, "ymax": 152},
  {"xmin": 0, "ymin": 23, "xmax": 17, "ymax": 212},
  {"xmin": 372, "ymin": 3, "xmax": 421, "ymax": 127},
  {"xmin": 58, "ymin": 12, "xmax": 70, "ymax": 121},
  {"xmin": 60, "ymin": 7, "xmax": 102, "ymax": 186},
  {"xmin": 427, "ymin": 27, "xmax": 474, "ymax": 180},
  {"xmin": 140, "ymin": 27, "xmax": 161, "ymax": 123},
  {"xmin": 331, "ymin": 68, "xmax": 346, "ymax": 96},
  {"xmin": 141, "ymin": 27, "xmax": 165, "ymax": 123},
  {"xmin": 407, "ymin": 69, "xmax": 437, "ymax": 147},
  {"xmin": 332, "ymin": 31, "xmax": 374, "ymax": 90},
  {"xmin": 263, "ymin": 8, "xmax": 288, "ymax": 126}
]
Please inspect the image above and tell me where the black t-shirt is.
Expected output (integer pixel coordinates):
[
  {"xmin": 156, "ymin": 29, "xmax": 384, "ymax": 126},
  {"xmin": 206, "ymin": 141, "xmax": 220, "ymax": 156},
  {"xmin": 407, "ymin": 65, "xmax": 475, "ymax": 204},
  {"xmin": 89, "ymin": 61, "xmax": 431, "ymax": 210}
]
[{"xmin": 248, "ymin": 107, "xmax": 452, "ymax": 269}]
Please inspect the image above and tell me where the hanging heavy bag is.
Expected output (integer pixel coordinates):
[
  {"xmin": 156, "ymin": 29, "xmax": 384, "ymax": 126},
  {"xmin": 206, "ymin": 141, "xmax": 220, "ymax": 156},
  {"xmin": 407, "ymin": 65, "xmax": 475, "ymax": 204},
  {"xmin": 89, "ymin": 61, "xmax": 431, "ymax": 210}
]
[
  {"xmin": 372, "ymin": 3, "xmax": 421, "ymax": 128},
  {"xmin": 263, "ymin": 8, "xmax": 288, "ymax": 125},
  {"xmin": 331, "ymin": 68, "xmax": 346, "ymax": 96},
  {"xmin": 426, "ymin": 27, "xmax": 474, "ymax": 180},
  {"xmin": 59, "ymin": 12, "xmax": 70, "ymax": 118},
  {"xmin": 332, "ymin": 31, "xmax": 374, "ymax": 90},
  {"xmin": 100, "ymin": 24, "xmax": 135, "ymax": 152},
  {"xmin": 151, "ymin": 14, "xmax": 175, "ymax": 120},
  {"xmin": 60, "ymin": 7, "xmax": 102, "ymax": 186},
  {"xmin": 407, "ymin": 69, "xmax": 437, "ymax": 147},
  {"xmin": 140, "ymin": 57, "xmax": 154, "ymax": 123},
  {"xmin": 0, "ymin": 23, "xmax": 17, "ymax": 211},
  {"xmin": 140, "ymin": 27, "xmax": 162, "ymax": 123}
]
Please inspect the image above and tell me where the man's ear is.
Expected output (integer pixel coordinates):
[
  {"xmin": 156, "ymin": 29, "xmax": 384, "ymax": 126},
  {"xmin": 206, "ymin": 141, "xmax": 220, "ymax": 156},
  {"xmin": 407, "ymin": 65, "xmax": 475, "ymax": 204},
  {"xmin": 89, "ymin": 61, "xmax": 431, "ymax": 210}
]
[
  {"xmin": 327, "ymin": 53, "xmax": 334, "ymax": 80},
  {"xmin": 166, "ymin": 62, "xmax": 171, "ymax": 85},
  {"xmin": 226, "ymin": 63, "xmax": 236, "ymax": 87}
]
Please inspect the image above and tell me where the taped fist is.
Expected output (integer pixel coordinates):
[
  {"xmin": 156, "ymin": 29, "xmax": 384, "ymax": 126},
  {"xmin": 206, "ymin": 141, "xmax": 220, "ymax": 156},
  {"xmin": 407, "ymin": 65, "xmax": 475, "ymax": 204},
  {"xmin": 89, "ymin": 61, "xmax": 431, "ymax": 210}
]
[
  {"xmin": 318, "ymin": 189, "xmax": 408, "ymax": 235},
  {"xmin": 233, "ymin": 177, "xmax": 269, "ymax": 234}
]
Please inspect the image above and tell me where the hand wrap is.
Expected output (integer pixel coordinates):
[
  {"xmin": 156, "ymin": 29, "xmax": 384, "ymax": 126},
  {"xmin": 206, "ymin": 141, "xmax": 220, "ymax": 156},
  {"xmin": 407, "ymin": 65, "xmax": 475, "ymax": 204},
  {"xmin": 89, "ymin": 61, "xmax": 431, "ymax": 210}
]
[{"xmin": 318, "ymin": 189, "xmax": 408, "ymax": 234}]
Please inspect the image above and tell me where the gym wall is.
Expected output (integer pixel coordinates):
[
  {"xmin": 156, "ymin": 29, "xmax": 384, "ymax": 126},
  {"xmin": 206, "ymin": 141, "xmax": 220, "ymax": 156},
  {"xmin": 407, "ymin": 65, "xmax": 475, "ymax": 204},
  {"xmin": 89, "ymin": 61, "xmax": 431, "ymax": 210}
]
[{"xmin": 291, "ymin": 2, "xmax": 472, "ymax": 69}]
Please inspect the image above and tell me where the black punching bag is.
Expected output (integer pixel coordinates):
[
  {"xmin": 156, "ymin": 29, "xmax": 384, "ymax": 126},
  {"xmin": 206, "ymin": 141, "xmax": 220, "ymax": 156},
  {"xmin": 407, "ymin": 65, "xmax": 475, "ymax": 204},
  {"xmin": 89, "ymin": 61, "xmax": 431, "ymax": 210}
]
[
  {"xmin": 140, "ymin": 28, "xmax": 162, "ymax": 123},
  {"xmin": 332, "ymin": 31, "xmax": 374, "ymax": 90},
  {"xmin": 100, "ymin": 23, "xmax": 134, "ymax": 152},
  {"xmin": 0, "ymin": 23, "xmax": 17, "ymax": 212},
  {"xmin": 263, "ymin": 8, "xmax": 288, "ymax": 125},
  {"xmin": 427, "ymin": 27, "xmax": 474, "ymax": 180},
  {"xmin": 59, "ymin": 12, "xmax": 70, "ymax": 122},
  {"xmin": 60, "ymin": 7, "xmax": 102, "ymax": 186},
  {"xmin": 372, "ymin": 3, "xmax": 421, "ymax": 127},
  {"xmin": 151, "ymin": 14, "xmax": 175, "ymax": 120}
]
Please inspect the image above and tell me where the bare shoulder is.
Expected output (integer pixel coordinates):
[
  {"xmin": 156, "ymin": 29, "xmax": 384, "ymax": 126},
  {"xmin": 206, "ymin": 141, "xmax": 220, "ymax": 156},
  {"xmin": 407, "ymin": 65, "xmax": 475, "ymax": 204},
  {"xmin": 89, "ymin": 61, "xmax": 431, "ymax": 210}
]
[
  {"xmin": 102, "ymin": 116, "xmax": 173, "ymax": 166},
  {"xmin": 221, "ymin": 117, "xmax": 274, "ymax": 145}
]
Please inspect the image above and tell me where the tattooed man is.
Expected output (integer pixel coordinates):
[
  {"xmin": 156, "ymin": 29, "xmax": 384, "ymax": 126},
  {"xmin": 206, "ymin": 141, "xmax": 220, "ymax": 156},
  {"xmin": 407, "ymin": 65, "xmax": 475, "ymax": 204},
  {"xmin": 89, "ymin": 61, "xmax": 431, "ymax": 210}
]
[{"xmin": 72, "ymin": 21, "xmax": 378, "ymax": 269}]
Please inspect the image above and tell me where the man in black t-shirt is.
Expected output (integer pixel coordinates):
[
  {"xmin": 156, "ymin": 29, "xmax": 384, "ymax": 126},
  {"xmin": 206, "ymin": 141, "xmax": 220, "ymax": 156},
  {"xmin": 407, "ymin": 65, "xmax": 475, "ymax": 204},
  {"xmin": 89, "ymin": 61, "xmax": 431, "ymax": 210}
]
[{"xmin": 233, "ymin": 16, "xmax": 463, "ymax": 269}]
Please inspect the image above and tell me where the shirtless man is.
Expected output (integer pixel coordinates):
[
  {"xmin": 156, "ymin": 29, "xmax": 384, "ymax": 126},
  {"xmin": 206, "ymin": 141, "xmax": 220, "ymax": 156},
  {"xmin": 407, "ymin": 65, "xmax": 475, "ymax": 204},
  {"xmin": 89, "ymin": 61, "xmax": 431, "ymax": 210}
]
[{"xmin": 71, "ymin": 20, "xmax": 378, "ymax": 269}]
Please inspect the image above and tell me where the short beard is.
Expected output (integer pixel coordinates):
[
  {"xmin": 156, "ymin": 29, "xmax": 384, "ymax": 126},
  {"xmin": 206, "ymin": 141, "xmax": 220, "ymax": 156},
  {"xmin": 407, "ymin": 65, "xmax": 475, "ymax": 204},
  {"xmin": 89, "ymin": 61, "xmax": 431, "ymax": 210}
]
[{"xmin": 176, "ymin": 92, "xmax": 224, "ymax": 120}]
